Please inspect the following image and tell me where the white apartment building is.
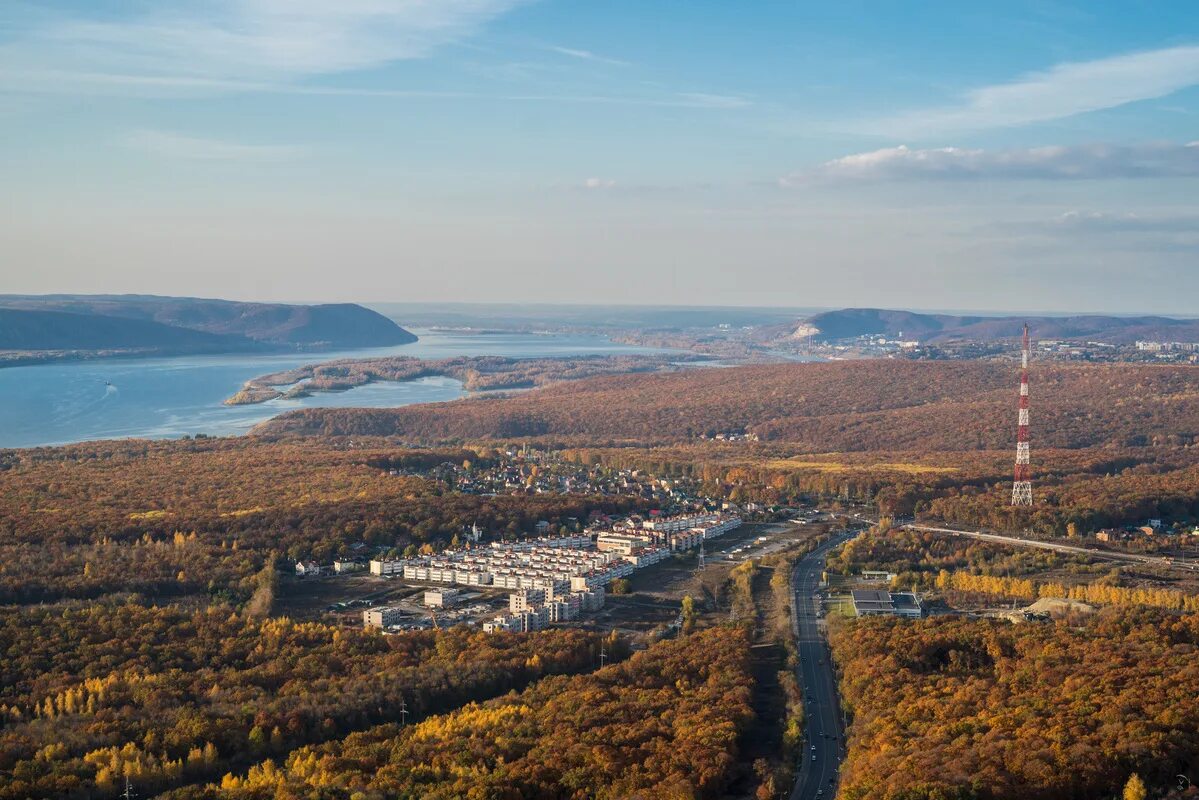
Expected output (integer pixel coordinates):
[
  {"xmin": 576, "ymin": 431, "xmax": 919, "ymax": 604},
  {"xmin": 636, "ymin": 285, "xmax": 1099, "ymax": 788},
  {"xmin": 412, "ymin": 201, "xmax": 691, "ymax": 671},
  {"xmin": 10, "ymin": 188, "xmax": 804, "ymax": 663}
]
[
  {"xmin": 509, "ymin": 587, "xmax": 547, "ymax": 613},
  {"xmin": 370, "ymin": 559, "xmax": 408, "ymax": 576},
  {"xmin": 363, "ymin": 606, "xmax": 405, "ymax": 629},
  {"xmin": 424, "ymin": 588, "xmax": 463, "ymax": 608}
]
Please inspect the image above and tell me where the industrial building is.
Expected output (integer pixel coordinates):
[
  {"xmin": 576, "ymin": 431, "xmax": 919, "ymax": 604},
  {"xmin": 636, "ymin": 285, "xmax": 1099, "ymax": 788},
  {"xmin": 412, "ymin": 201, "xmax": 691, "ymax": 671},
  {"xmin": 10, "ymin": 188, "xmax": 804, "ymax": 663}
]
[{"xmin": 851, "ymin": 590, "xmax": 924, "ymax": 618}]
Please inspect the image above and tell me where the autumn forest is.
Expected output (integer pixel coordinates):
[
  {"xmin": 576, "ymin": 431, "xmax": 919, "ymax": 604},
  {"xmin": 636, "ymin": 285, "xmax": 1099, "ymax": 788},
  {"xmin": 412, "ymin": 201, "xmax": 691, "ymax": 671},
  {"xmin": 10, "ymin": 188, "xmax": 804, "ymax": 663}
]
[{"xmin": 3, "ymin": 357, "xmax": 1199, "ymax": 799}]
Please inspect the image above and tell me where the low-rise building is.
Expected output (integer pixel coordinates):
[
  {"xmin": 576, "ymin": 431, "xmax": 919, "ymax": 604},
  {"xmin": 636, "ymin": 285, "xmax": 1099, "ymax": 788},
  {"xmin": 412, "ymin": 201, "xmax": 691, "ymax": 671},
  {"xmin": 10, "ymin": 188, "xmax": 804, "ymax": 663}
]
[
  {"xmin": 596, "ymin": 532, "xmax": 647, "ymax": 556},
  {"xmin": 851, "ymin": 589, "xmax": 923, "ymax": 618},
  {"xmin": 424, "ymin": 588, "xmax": 463, "ymax": 608},
  {"xmin": 860, "ymin": 570, "xmax": 897, "ymax": 582},
  {"xmin": 334, "ymin": 559, "xmax": 365, "ymax": 574},
  {"xmin": 370, "ymin": 559, "xmax": 407, "ymax": 576},
  {"xmin": 363, "ymin": 606, "xmax": 405, "ymax": 629}
]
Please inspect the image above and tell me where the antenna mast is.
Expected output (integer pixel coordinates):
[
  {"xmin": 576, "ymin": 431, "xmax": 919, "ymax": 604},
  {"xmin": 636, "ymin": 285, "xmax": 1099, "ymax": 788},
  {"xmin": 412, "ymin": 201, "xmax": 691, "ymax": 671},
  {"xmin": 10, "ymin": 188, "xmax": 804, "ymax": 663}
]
[{"xmin": 1011, "ymin": 324, "xmax": 1034, "ymax": 506}]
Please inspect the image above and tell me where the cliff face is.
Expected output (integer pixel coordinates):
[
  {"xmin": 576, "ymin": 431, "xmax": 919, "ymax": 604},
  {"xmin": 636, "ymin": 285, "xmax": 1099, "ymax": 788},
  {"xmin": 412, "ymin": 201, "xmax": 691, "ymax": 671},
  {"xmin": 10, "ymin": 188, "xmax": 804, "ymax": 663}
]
[{"xmin": 0, "ymin": 295, "xmax": 417, "ymax": 354}]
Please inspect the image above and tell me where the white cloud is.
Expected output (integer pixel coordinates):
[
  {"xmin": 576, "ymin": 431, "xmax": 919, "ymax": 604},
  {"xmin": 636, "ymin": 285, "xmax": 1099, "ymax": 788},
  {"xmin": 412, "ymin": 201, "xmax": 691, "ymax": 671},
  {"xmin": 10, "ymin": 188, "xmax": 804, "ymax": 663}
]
[
  {"xmin": 0, "ymin": 0, "xmax": 531, "ymax": 90},
  {"xmin": 125, "ymin": 129, "xmax": 308, "ymax": 161},
  {"xmin": 582, "ymin": 177, "xmax": 616, "ymax": 190},
  {"xmin": 548, "ymin": 45, "xmax": 628, "ymax": 66},
  {"xmin": 869, "ymin": 45, "xmax": 1199, "ymax": 136},
  {"xmin": 784, "ymin": 141, "xmax": 1199, "ymax": 184}
]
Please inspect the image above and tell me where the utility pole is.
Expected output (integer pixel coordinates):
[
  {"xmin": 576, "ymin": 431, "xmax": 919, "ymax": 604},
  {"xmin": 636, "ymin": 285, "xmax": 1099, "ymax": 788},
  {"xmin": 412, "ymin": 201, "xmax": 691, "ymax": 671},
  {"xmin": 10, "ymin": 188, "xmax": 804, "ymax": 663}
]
[
  {"xmin": 599, "ymin": 645, "xmax": 608, "ymax": 668},
  {"xmin": 122, "ymin": 778, "xmax": 136, "ymax": 800},
  {"xmin": 399, "ymin": 696, "xmax": 409, "ymax": 726}
]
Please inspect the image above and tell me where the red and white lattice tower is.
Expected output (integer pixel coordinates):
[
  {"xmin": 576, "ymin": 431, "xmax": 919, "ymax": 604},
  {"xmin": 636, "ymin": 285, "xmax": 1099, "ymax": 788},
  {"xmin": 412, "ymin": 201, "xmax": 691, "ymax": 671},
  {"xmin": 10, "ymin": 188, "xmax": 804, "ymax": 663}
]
[{"xmin": 1011, "ymin": 324, "xmax": 1033, "ymax": 506}]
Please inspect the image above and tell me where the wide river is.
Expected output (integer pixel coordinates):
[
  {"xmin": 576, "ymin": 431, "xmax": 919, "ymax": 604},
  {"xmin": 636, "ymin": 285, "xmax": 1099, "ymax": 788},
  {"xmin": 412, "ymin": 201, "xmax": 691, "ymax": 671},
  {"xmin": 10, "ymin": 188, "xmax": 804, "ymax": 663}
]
[{"xmin": 0, "ymin": 329, "xmax": 672, "ymax": 449}]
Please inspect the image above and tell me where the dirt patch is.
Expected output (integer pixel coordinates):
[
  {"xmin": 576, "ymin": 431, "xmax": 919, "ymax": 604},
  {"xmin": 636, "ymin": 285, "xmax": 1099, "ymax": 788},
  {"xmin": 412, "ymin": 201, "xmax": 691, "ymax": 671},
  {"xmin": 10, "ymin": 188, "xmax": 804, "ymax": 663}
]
[{"xmin": 1026, "ymin": 597, "xmax": 1097, "ymax": 616}]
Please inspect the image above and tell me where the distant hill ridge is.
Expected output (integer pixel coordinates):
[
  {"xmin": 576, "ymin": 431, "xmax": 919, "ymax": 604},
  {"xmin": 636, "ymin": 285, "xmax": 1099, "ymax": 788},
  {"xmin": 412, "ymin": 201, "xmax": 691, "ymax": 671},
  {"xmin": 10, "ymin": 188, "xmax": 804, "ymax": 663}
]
[
  {"xmin": 799, "ymin": 308, "xmax": 1199, "ymax": 344},
  {"xmin": 0, "ymin": 308, "xmax": 260, "ymax": 353},
  {"xmin": 0, "ymin": 294, "xmax": 416, "ymax": 355}
]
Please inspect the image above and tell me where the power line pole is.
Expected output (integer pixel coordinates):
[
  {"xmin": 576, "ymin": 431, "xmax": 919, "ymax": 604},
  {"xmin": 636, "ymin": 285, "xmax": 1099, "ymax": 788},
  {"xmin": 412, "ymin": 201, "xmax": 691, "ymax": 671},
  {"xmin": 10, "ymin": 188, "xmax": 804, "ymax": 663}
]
[{"xmin": 1012, "ymin": 323, "xmax": 1034, "ymax": 506}]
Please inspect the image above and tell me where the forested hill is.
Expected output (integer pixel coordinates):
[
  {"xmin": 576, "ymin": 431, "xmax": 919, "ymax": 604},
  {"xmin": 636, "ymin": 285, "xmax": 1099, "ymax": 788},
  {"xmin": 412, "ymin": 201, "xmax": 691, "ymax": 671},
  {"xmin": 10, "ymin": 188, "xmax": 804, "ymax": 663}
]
[
  {"xmin": 799, "ymin": 308, "xmax": 1199, "ymax": 344},
  {"xmin": 0, "ymin": 295, "xmax": 416, "ymax": 355},
  {"xmin": 0, "ymin": 308, "xmax": 260, "ymax": 353},
  {"xmin": 253, "ymin": 360, "xmax": 1199, "ymax": 451}
]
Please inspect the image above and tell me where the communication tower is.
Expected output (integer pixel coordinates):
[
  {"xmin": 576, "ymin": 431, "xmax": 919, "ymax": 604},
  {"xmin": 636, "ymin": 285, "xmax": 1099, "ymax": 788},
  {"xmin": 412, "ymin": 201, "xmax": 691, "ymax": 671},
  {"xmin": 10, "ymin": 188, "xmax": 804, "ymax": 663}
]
[{"xmin": 1011, "ymin": 324, "xmax": 1034, "ymax": 506}]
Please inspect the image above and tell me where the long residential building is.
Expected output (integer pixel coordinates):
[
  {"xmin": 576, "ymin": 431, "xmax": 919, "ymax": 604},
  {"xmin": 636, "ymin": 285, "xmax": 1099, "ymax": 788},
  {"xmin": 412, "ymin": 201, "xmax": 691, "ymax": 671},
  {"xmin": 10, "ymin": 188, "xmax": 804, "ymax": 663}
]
[{"xmin": 370, "ymin": 515, "xmax": 739, "ymax": 602}]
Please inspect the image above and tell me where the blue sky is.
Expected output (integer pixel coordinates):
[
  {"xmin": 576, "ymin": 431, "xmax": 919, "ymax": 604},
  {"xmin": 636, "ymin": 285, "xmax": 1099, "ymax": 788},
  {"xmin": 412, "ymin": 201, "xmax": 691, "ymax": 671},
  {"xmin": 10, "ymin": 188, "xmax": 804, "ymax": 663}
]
[{"xmin": 2, "ymin": 1, "xmax": 1197, "ymax": 312}]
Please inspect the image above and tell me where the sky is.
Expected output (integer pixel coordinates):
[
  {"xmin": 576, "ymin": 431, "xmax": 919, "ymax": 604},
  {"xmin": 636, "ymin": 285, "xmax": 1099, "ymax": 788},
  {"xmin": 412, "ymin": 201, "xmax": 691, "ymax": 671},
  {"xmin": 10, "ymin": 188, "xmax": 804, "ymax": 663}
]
[{"xmin": 1, "ymin": 1, "xmax": 1197, "ymax": 313}]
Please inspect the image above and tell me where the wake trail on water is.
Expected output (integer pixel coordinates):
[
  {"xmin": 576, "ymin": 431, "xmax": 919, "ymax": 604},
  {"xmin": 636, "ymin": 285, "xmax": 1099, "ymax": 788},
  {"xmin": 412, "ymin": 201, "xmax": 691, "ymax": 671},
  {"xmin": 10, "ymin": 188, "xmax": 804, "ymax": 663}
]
[{"xmin": 56, "ymin": 383, "xmax": 120, "ymax": 425}]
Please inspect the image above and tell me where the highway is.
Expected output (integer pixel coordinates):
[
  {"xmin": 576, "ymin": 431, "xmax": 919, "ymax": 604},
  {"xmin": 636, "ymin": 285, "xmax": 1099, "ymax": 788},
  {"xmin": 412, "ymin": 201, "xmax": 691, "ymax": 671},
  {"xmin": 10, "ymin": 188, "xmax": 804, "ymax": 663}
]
[
  {"xmin": 790, "ymin": 530, "xmax": 857, "ymax": 800},
  {"xmin": 904, "ymin": 523, "xmax": 1199, "ymax": 571},
  {"xmin": 826, "ymin": 512, "xmax": 1197, "ymax": 573}
]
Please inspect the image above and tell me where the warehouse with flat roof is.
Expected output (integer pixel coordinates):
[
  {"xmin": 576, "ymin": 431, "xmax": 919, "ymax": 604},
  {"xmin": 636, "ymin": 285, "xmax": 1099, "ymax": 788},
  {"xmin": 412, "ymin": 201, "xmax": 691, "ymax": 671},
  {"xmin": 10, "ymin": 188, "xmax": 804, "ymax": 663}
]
[{"xmin": 851, "ymin": 589, "xmax": 923, "ymax": 618}]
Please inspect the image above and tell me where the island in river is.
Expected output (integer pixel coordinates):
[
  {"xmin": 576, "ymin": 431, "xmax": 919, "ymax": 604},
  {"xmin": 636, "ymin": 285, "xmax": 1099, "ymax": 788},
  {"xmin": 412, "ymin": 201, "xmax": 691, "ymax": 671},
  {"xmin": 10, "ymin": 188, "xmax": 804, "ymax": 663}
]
[{"xmin": 225, "ymin": 353, "xmax": 708, "ymax": 405}]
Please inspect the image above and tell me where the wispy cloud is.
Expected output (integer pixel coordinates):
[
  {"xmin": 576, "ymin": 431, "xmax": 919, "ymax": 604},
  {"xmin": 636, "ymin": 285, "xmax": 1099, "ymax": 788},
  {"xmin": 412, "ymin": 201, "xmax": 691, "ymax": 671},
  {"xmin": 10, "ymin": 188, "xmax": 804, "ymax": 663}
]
[
  {"xmin": 866, "ymin": 45, "xmax": 1199, "ymax": 136},
  {"xmin": 675, "ymin": 92, "xmax": 752, "ymax": 109},
  {"xmin": 125, "ymin": 129, "xmax": 308, "ymax": 162},
  {"xmin": 1000, "ymin": 210, "xmax": 1199, "ymax": 254},
  {"xmin": 783, "ymin": 141, "xmax": 1199, "ymax": 184},
  {"xmin": 1043, "ymin": 210, "xmax": 1199, "ymax": 233},
  {"xmin": 581, "ymin": 177, "xmax": 616, "ymax": 190},
  {"xmin": 548, "ymin": 45, "xmax": 629, "ymax": 67},
  {"xmin": 0, "ymin": 66, "xmax": 752, "ymax": 111},
  {"xmin": 0, "ymin": 0, "xmax": 532, "ymax": 90}
]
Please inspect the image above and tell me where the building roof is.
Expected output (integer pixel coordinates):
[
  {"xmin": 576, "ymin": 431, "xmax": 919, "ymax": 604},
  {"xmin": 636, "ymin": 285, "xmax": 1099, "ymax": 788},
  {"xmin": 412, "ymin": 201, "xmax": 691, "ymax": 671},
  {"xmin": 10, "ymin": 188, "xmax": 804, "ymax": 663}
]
[
  {"xmin": 890, "ymin": 592, "xmax": 923, "ymax": 614},
  {"xmin": 851, "ymin": 589, "xmax": 895, "ymax": 613}
]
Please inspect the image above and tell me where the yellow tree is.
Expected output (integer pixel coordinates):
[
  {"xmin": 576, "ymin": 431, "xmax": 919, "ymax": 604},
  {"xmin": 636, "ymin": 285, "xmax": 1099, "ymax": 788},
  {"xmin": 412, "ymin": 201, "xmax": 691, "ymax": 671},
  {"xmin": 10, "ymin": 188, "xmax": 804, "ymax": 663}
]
[{"xmin": 1123, "ymin": 773, "xmax": 1147, "ymax": 800}]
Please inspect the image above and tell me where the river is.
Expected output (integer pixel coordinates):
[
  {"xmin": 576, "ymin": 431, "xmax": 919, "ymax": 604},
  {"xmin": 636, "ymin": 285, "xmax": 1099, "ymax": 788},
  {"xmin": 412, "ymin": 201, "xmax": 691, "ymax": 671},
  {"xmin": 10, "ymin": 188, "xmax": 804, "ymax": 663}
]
[{"xmin": 0, "ymin": 329, "xmax": 671, "ymax": 448}]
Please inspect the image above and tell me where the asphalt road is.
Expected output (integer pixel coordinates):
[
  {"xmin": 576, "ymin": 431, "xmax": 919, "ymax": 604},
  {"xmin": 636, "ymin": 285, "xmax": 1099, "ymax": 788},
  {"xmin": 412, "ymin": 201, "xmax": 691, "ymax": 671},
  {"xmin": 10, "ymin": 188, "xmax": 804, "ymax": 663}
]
[
  {"xmin": 905, "ymin": 523, "xmax": 1199, "ymax": 571},
  {"xmin": 826, "ymin": 513, "xmax": 1198, "ymax": 573},
  {"xmin": 790, "ymin": 531, "xmax": 857, "ymax": 800}
]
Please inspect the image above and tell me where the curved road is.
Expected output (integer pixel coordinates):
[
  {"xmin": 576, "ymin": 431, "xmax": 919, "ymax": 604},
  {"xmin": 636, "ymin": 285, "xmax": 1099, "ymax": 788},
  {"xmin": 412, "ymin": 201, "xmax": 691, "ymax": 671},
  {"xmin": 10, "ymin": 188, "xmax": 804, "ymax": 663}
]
[{"xmin": 791, "ymin": 531, "xmax": 857, "ymax": 800}]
